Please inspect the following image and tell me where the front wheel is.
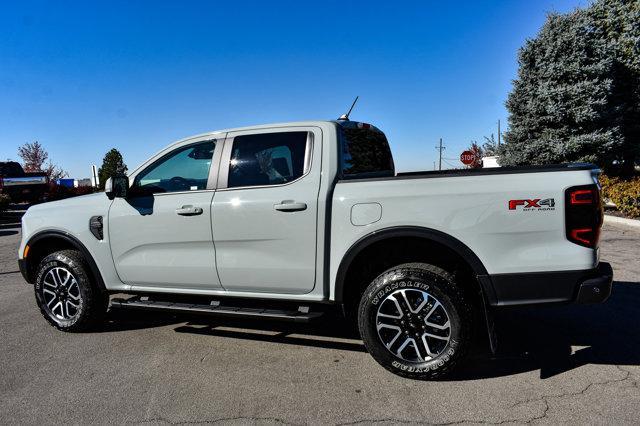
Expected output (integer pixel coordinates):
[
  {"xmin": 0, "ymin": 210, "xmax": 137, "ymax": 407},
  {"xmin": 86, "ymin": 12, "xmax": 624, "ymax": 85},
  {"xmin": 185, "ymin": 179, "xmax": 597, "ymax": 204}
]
[
  {"xmin": 358, "ymin": 263, "xmax": 472, "ymax": 379},
  {"xmin": 34, "ymin": 249, "xmax": 108, "ymax": 332}
]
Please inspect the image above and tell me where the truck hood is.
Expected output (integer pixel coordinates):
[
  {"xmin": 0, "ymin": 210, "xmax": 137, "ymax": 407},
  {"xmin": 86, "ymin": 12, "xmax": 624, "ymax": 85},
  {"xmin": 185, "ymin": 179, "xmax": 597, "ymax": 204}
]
[{"xmin": 27, "ymin": 192, "xmax": 110, "ymax": 213}]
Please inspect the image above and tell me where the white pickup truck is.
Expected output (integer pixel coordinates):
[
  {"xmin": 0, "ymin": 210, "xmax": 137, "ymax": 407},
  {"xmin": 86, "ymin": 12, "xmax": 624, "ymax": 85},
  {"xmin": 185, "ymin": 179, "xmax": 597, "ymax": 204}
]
[{"xmin": 18, "ymin": 119, "xmax": 612, "ymax": 379}]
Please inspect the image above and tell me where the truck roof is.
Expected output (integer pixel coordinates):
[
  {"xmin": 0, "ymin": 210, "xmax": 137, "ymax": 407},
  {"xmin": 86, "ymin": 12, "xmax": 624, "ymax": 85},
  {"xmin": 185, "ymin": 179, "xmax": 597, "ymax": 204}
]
[
  {"xmin": 174, "ymin": 120, "xmax": 340, "ymax": 144},
  {"xmin": 135, "ymin": 119, "xmax": 383, "ymax": 177}
]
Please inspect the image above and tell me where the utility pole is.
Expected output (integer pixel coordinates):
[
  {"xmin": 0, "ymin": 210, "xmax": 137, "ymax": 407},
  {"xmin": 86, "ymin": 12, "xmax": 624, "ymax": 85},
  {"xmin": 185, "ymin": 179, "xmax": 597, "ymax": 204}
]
[
  {"xmin": 435, "ymin": 138, "xmax": 445, "ymax": 171},
  {"xmin": 497, "ymin": 120, "xmax": 501, "ymax": 147}
]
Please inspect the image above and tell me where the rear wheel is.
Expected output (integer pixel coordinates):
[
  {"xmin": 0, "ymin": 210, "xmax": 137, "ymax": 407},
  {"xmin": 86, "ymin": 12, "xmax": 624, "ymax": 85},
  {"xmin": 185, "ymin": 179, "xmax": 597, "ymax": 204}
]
[
  {"xmin": 34, "ymin": 249, "xmax": 108, "ymax": 332},
  {"xmin": 358, "ymin": 262, "xmax": 472, "ymax": 379}
]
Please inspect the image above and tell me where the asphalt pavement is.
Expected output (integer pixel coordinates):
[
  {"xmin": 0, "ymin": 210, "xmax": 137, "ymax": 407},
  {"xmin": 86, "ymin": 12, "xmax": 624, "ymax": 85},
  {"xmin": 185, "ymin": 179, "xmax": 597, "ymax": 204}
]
[{"xmin": 1, "ymin": 221, "xmax": 639, "ymax": 425}]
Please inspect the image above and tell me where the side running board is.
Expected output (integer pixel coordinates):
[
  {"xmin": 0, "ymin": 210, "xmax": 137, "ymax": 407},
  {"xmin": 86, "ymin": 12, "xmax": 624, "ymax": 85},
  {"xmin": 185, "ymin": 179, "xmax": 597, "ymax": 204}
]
[{"xmin": 110, "ymin": 297, "xmax": 323, "ymax": 323}]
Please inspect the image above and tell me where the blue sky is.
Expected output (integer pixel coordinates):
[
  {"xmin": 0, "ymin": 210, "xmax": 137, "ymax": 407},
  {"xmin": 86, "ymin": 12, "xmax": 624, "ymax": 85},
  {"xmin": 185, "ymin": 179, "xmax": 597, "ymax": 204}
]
[{"xmin": 1, "ymin": 0, "xmax": 587, "ymax": 178}]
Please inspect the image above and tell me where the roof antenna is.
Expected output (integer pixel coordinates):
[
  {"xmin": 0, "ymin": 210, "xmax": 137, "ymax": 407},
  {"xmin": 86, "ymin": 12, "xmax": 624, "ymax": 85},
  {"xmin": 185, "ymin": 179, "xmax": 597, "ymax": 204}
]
[{"xmin": 338, "ymin": 96, "xmax": 359, "ymax": 121}]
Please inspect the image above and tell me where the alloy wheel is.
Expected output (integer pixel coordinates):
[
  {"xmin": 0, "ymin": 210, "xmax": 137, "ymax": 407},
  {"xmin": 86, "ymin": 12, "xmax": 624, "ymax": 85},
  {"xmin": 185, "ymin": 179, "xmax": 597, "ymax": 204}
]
[
  {"xmin": 376, "ymin": 288, "xmax": 451, "ymax": 362},
  {"xmin": 41, "ymin": 267, "xmax": 82, "ymax": 321}
]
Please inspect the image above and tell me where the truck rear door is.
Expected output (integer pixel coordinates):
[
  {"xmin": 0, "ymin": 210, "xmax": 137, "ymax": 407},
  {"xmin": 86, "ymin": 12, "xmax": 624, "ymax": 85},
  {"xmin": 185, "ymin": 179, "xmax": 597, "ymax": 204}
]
[{"xmin": 211, "ymin": 127, "xmax": 321, "ymax": 294}]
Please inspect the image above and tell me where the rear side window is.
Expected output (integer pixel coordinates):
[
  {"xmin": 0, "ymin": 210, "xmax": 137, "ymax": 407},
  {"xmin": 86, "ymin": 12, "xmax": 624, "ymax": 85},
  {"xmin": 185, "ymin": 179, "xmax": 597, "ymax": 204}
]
[
  {"xmin": 228, "ymin": 132, "xmax": 309, "ymax": 188},
  {"xmin": 340, "ymin": 124, "xmax": 394, "ymax": 178}
]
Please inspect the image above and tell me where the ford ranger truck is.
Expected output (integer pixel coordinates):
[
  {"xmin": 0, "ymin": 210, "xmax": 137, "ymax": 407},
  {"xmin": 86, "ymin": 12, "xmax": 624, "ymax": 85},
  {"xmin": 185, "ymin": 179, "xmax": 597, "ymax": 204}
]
[{"xmin": 17, "ymin": 120, "xmax": 613, "ymax": 379}]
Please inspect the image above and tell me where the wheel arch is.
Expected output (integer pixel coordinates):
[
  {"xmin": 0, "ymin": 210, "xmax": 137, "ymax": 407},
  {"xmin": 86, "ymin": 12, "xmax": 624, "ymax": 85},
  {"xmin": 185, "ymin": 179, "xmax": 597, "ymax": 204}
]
[
  {"xmin": 22, "ymin": 230, "xmax": 107, "ymax": 293},
  {"xmin": 334, "ymin": 226, "xmax": 498, "ymax": 353},
  {"xmin": 334, "ymin": 226, "xmax": 496, "ymax": 305}
]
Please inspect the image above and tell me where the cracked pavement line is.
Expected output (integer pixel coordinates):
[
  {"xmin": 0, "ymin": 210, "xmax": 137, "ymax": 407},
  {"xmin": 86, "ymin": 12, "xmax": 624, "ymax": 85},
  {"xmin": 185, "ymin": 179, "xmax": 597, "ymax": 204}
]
[{"xmin": 132, "ymin": 416, "xmax": 303, "ymax": 425}]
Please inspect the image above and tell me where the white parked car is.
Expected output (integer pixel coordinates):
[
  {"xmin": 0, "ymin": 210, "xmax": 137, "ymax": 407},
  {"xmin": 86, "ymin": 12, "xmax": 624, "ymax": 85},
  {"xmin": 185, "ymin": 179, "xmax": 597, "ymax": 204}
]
[{"xmin": 18, "ymin": 119, "xmax": 612, "ymax": 379}]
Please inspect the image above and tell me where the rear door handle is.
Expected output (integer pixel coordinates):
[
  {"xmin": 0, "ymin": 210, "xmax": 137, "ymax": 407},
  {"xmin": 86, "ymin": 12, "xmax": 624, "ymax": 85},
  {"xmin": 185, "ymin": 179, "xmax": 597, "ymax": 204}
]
[
  {"xmin": 274, "ymin": 201, "xmax": 307, "ymax": 212},
  {"xmin": 176, "ymin": 205, "xmax": 203, "ymax": 216}
]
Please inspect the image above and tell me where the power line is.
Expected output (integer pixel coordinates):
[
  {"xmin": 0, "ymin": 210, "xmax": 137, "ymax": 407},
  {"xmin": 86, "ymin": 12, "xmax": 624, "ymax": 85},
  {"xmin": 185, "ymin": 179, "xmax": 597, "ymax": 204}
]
[{"xmin": 442, "ymin": 159, "xmax": 459, "ymax": 169}]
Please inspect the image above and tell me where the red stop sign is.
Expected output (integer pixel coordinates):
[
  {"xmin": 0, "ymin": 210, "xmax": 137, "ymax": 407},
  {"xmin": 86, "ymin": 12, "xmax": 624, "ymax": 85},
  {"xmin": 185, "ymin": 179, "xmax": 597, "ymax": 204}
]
[{"xmin": 460, "ymin": 150, "xmax": 476, "ymax": 165}]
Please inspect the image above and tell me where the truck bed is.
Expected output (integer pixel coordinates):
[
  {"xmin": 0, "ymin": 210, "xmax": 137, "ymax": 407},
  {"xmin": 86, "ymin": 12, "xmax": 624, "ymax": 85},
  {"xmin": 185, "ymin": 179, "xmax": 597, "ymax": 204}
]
[
  {"xmin": 330, "ymin": 163, "xmax": 601, "ymax": 303},
  {"xmin": 342, "ymin": 163, "xmax": 598, "ymax": 182}
]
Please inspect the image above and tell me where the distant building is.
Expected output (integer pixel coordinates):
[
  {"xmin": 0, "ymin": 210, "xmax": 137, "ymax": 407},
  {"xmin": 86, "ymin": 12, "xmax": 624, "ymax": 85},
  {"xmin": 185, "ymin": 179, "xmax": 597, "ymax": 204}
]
[
  {"xmin": 482, "ymin": 156, "xmax": 500, "ymax": 168},
  {"xmin": 55, "ymin": 178, "xmax": 93, "ymax": 187},
  {"xmin": 56, "ymin": 178, "xmax": 77, "ymax": 188}
]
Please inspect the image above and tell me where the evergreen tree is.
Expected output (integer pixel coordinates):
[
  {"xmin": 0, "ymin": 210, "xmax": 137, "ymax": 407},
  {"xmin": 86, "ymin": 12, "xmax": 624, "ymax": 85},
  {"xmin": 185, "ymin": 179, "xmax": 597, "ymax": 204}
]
[
  {"xmin": 590, "ymin": 0, "xmax": 640, "ymax": 174},
  {"xmin": 98, "ymin": 148, "xmax": 128, "ymax": 189},
  {"xmin": 501, "ymin": 0, "xmax": 639, "ymax": 175},
  {"xmin": 482, "ymin": 134, "xmax": 499, "ymax": 156}
]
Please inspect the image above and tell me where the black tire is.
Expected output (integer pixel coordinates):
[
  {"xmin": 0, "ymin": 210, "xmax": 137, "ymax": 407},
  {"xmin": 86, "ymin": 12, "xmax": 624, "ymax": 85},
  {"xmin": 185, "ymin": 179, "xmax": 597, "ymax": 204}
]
[
  {"xmin": 358, "ymin": 262, "xmax": 472, "ymax": 380},
  {"xmin": 34, "ymin": 249, "xmax": 108, "ymax": 332}
]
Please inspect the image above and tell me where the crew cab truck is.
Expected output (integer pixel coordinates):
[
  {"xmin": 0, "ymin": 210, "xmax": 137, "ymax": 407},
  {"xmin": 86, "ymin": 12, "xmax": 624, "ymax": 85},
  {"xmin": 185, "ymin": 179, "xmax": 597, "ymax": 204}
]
[{"xmin": 18, "ymin": 120, "xmax": 613, "ymax": 379}]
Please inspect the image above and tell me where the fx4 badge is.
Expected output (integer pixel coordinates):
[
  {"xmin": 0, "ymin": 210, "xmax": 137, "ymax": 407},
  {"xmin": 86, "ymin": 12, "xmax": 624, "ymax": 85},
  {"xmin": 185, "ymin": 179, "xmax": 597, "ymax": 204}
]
[{"xmin": 509, "ymin": 198, "xmax": 555, "ymax": 211}]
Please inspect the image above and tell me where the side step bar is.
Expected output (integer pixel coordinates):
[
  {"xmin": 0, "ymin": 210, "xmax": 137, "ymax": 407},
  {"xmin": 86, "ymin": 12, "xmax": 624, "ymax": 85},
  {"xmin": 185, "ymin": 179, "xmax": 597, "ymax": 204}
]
[{"xmin": 110, "ymin": 297, "xmax": 324, "ymax": 323}]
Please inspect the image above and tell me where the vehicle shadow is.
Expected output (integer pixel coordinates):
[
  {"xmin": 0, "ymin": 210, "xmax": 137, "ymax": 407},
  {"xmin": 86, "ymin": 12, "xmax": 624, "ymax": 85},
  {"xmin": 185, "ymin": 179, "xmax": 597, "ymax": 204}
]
[
  {"xmin": 449, "ymin": 280, "xmax": 640, "ymax": 380},
  {"xmin": 174, "ymin": 310, "xmax": 366, "ymax": 353},
  {"xmin": 102, "ymin": 308, "xmax": 185, "ymax": 332},
  {"xmin": 106, "ymin": 280, "xmax": 640, "ymax": 380}
]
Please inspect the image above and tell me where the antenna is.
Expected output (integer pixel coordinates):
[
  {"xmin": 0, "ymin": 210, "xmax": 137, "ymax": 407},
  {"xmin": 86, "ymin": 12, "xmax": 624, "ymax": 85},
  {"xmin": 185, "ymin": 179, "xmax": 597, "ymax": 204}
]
[{"xmin": 338, "ymin": 96, "xmax": 359, "ymax": 121}]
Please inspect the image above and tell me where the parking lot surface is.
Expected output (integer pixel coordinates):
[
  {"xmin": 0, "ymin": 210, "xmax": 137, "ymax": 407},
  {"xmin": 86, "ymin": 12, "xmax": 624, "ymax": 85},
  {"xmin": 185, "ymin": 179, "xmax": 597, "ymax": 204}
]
[{"xmin": 1, "ymin": 221, "xmax": 639, "ymax": 425}]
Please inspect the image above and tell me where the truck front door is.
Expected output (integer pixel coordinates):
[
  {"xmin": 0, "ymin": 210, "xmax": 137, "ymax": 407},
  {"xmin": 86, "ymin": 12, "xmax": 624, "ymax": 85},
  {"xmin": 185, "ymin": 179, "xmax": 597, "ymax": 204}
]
[{"xmin": 108, "ymin": 138, "xmax": 224, "ymax": 290}]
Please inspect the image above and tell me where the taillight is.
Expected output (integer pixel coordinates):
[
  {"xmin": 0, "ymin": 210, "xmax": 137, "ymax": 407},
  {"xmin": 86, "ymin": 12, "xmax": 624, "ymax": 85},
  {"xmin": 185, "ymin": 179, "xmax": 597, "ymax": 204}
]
[
  {"xmin": 570, "ymin": 189, "xmax": 594, "ymax": 205},
  {"xmin": 565, "ymin": 184, "xmax": 602, "ymax": 248}
]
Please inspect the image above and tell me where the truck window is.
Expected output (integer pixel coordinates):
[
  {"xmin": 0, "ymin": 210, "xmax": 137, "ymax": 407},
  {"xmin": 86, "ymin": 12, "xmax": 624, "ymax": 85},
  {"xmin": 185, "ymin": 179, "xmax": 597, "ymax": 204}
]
[
  {"xmin": 132, "ymin": 141, "xmax": 215, "ymax": 195},
  {"xmin": 340, "ymin": 124, "xmax": 395, "ymax": 178},
  {"xmin": 227, "ymin": 132, "xmax": 308, "ymax": 188}
]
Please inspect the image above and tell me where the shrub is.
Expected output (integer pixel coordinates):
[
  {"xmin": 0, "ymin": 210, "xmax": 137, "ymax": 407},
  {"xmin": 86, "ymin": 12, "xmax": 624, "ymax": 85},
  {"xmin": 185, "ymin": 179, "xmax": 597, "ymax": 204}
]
[
  {"xmin": 46, "ymin": 184, "xmax": 97, "ymax": 202},
  {"xmin": 0, "ymin": 193, "xmax": 10, "ymax": 211},
  {"xmin": 600, "ymin": 175, "xmax": 640, "ymax": 219}
]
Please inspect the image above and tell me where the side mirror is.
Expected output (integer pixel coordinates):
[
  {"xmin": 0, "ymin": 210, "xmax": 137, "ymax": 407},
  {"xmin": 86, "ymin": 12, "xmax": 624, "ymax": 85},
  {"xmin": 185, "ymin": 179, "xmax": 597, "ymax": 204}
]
[{"xmin": 105, "ymin": 175, "xmax": 129, "ymax": 200}]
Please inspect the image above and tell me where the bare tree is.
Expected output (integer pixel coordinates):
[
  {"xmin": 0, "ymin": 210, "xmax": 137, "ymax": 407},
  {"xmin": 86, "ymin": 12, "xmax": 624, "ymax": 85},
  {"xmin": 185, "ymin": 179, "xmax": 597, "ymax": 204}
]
[
  {"xmin": 18, "ymin": 141, "xmax": 48, "ymax": 172},
  {"xmin": 17, "ymin": 141, "xmax": 67, "ymax": 180},
  {"xmin": 43, "ymin": 162, "xmax": 67, "ymax": 181}
]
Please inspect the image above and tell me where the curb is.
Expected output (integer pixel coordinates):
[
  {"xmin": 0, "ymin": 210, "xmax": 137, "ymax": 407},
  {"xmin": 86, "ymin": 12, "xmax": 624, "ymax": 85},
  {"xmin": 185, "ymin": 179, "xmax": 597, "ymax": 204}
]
[{"xmin": 604, "ymin": 214, "xmax": 640, "ymax": 229}]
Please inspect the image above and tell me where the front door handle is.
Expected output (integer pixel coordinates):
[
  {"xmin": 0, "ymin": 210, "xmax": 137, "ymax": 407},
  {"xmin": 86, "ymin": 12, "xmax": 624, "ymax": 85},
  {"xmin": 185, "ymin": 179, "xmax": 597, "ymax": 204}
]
[
  {"xmin": 274, "ymin": 200, "xmax": 307, "ymax": 212},
  {"xmin": 176, "ymin": 205, "xmax": 203, "ymax": 216}
]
